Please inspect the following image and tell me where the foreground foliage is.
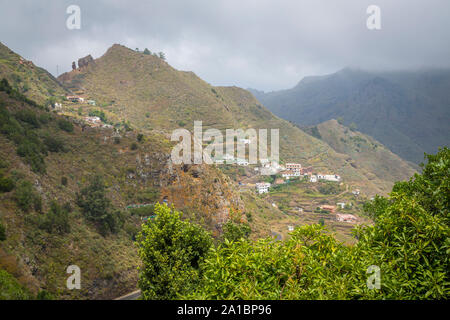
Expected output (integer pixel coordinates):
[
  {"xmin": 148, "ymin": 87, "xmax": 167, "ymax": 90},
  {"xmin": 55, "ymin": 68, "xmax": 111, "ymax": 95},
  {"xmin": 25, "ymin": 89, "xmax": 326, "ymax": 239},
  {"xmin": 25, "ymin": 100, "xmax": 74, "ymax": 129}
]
[{"xmin": 138, "ymin": 148, "xmax": 449, "ymax": 300}]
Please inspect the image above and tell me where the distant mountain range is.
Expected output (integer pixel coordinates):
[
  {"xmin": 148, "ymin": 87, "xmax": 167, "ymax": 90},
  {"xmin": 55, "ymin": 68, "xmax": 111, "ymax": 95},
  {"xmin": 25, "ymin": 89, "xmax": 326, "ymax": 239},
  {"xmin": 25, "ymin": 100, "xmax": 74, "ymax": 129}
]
[{"xmin": 250, "ymin": 68, "xmax": 450, "ymax": 164}]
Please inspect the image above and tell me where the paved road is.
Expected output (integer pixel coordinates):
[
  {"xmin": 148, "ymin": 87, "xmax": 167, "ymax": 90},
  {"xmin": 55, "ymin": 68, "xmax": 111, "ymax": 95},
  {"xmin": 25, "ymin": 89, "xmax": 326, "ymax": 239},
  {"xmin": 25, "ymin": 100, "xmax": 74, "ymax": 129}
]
[{"xmin": 115, "ymin": 290, "xmax": 141, "ymax": 300}]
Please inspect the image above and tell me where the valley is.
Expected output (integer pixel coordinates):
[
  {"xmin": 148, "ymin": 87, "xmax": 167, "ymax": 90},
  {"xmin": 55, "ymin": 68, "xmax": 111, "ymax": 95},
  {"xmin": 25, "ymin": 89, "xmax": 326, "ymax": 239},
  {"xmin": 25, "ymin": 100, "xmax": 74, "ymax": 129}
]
[{"xmin": 0, "ymin": 42, "xmax": 423, "ymax": 299}]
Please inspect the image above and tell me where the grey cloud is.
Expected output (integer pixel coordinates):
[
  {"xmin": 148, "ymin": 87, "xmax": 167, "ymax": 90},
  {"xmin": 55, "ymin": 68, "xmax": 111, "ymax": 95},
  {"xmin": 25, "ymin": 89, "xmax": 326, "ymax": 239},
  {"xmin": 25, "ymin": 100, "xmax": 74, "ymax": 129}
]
[{"xmin": 1, "ymin": 0, "xmax": 449, "ymax": 91}]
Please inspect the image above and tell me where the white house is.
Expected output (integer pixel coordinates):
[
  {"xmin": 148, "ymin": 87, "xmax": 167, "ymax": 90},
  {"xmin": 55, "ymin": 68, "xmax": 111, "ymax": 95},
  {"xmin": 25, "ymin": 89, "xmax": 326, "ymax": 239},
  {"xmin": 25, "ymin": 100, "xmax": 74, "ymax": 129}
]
[
  {"xmin": 236, "ymin": 158, "xmax": 249, "ymax": 166},
  {"xmin": 281, "ymin": 170, "xmax": 300, "ymax": 179},
  {"xmin": 255, "ymin": 182, "xmax": 271, "ymax": 194},
  {"xmin": 337, "ymin": 202, "xmax": 346, "ymax": 209},
  {"xmin": 288, "ymin": 225, "xmax": 294, "ymax": 232},
  {"xmin": 336, "ymin": 213, "xmax": 357, "ymax": 223},
  {"xmin": 259, "ymin": 158, "xmax": 269, "ymax": 165},
  {"xmin": 310, "ymin": 175, "xmax": 318, "ymax": 183},
  {"xmin": 85, "ymin": 116, "xmax": 101, "ymax": 124},
  {"xmin": 239, "ymin": 138, "xmax": 251, "ymax": 145},
  {"xmin": 318, "ymin": 174, "xmax": 341, "ymax": 182},
  {"xmin": 352, "ymin": 189, "xmax": 361, "ymax": 196},
  {"xmin": 87, "ymin": 100, "xmax": 96, "ymax": 106},
  {"xmin": 286, "ymin": 163, "xmax": 302, "ymax": 173}
]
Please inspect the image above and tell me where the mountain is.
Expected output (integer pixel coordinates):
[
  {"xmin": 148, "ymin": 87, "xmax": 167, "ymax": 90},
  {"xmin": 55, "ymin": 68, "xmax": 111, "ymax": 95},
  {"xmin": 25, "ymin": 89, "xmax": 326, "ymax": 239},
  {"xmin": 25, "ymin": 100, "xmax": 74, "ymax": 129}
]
[
  {"xmin": 0, "ymin": 42, "xmax": 69, "ymax": 105},
  {"xmin": 0, "ymin": 77, "xmax": 243, "ymax": 299},
  {"xmin": 57, "ymin": 44, "xmax": 414, "ymax": 195},
  {"xmin": 0, "ymin": 42, "xmax": 418, "ymax": 299},
  {"xmin": 250, "ymin": 68, "xmax": 450, "ymax": 164},
  {"xmin": 303, "ymin": 119, "xmax": 417, "ymax": 183}
]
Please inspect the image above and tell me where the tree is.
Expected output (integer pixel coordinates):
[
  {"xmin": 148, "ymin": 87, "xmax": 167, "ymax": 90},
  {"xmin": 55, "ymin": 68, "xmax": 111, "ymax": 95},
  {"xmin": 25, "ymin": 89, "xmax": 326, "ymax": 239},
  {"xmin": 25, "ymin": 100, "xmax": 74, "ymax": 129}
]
[
  {"xmin": 136, "ymin": 203, "xmax": 212, "ymax": 299},
  {"xmin": 57, "ymin": 119, "xmax": 74, "ymax": 133},
  {"xmin": 222, "ymin": 220, "xmax": 251, "ymax": 242},
  {"xmin": 158, "ymin": 52, "xmax": 166, "ymax": 60},
  {"xmin": 143, "ymin": 48, "xmax": 151, "ymax": 55},
  {"xmin": 14, "ymin": 180, "xmax": 41, "ymax": 212},
  {"xmin": 76, "ymin": 175, "xmax": 120, "ymax": 235},
  {"xmin": 39, "ymin": 200, "xmax": 70, "ymax": 235}
]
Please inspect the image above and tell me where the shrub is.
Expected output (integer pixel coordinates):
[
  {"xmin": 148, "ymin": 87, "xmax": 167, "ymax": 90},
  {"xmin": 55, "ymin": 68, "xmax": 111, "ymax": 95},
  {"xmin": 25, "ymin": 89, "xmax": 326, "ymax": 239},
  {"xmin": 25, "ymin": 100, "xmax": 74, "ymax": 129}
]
[
  {"xmin": 76, "ymin": 175, "xmax": 119, "ymax": 235},
  {"xmin": 88, "ymin": 110, "xmax": 107, "ymax": 123},
  {"xmin": 130, "ymin": 142, "xmax": 138, "ymax": 150},
  {"xmin": 136, "ymin": 204, "xmax": 212, "ymax": 299},
  {"xmin": 0, "ymin": 269, "xmax": 31, "ymax": 300},
  {"xmin": 39, "ymin": 201, "xmax": 70, "ymax": 235},
  {"xmin": 15, "ymin": 110, "xmax": 40, "ymax": 128},
  {"xmin": 137, "ymin": 133, "xmax": 144, "ymax": 142},
  {"xmin": 57, "ymin": 119, "xmax": 73, "ymax": 132},
  {"xmin": 61, "ymin": 176, "xmax": 68, "ymax": 186},
  {"xmin": 113, "ymin": 137, "xmax": 120, "ymax": 144},
  {"xmin": 222, "ymin": 220, "xmax": 251, "ymax": 242},
  {"xmin": 43, "ymin": 135, "xmax": 65, "ymax": 153},
  {"xmin": 0, "ymin": 175, "xmax": 15, "ymax": 193},
  {"xmin": 14, "ymin": 180, "xmax": 41, "ymax": 212}
]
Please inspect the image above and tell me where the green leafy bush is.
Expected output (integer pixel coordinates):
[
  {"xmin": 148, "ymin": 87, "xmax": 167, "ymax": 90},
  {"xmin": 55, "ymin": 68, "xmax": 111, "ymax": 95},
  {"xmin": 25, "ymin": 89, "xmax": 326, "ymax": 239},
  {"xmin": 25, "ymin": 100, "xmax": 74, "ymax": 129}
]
[
  {"xmin": 57, "ymin": 118, "xmax": 73, "ymax": 132},
  {"xmin": 222, "ymin": 220, "xmax": 251, "ymax": 242},
  {"xmin": 136, "ymin": 204, "xmax": 213, "ymax": 299},
  {"xmin": 0, "ymin": 174, "xmax": 15, "ymax": 193},
  {"xmin": 39, "ymin": 201, "xmax": 70, "ymax": 235},
  {"xmin": 14, "ymin": 180, "xmax": 42, "ymax": 212},
  {"xmin": 0, "ymin": 269, "xmax": 31, "ymax": 300},
  {"xmin": 76, "ymin": 175, "xmax": 120, "ymax": 235},
  {"xmin": 43, "ymin": 135, "xmax": 65, "ymax": 153}
]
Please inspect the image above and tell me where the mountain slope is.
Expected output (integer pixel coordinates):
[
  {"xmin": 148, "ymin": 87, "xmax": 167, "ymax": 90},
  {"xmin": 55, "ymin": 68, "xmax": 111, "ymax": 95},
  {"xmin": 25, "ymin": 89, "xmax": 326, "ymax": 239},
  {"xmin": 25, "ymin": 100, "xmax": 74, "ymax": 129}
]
[
  {"xmin": 57, "ymin": 44, "xmax": 414, "ymax": 195},
  {"xmin": 0, "ymin": 79, "xmax": 243, "ymax": 299},
  {"xmin": 0, "ymin": 42, "xmax": 69, "ymax": 105},
  {"xmin": 304, "ymin": 119, "xmax": 417, "ymax": 183},
  {"xmin": 251, "ymin": 68, "xmax": 450, "ymax": 164}
]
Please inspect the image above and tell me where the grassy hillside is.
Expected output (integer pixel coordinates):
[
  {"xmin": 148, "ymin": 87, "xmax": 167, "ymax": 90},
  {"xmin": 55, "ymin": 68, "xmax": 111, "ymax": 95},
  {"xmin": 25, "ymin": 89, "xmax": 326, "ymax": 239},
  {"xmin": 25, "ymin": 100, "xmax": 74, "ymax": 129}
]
[
  {"xmin": 251, "ymin": 68, "xmax": 450, "ymax": 164},
  {"xmin": 0, "ymin": 80, "xmax": 243, "ymax": 299},
  {"xmin": 57, "ymin": 44, "xmax": 413, "ymax": 195},
  {"xmin": 0, "ymin": 42, "xmax": 69, "ymax": 105},
  {"xmin": 305, "ymin": 119, "xmax": 417, "ymax": 184}
]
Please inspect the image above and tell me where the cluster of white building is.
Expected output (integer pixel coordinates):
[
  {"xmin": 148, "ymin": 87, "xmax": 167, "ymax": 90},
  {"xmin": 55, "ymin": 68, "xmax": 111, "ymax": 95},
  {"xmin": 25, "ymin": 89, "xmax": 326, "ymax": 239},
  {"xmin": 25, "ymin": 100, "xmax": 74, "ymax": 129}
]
[
  {"xmin": 309, "ymin": 174, "xmax": 341, "ymax": 183},
  {"xmin": 255, "ymin": 182, "xmax": 271, "ymax": 194}
]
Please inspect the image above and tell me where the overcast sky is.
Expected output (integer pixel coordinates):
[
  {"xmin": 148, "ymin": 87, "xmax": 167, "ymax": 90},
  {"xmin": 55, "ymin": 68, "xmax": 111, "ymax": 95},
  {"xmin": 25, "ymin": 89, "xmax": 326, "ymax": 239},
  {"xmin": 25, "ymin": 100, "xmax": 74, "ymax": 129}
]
[{"xmin": 1, "ymin": 0, "xmax": 449, "ymax": 91}]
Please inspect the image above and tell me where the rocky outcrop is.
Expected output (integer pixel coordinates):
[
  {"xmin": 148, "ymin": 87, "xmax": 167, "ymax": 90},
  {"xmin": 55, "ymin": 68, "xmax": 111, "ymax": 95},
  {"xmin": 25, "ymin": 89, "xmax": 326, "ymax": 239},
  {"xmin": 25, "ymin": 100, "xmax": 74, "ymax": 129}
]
[{"xmin": 78, "ymin": 55, "xmax": 94, "ymax": 69}]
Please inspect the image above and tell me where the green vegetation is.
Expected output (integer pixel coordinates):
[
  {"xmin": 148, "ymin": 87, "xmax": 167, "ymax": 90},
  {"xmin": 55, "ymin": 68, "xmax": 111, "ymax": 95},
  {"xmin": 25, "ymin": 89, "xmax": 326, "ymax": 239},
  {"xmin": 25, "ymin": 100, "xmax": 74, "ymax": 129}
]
[
  {"xmin": 88, "ymin": 110, "xmax": 107, "ymax": 123},
  {"xmin": 76, "ymin": 175, "xmax": 122, "ymax": 235},
  {"xmin": 0, "ymin": 269, "xmax": 31, "ymax": 300},
  {"xmin": 38, "ymin": 200, "xmax": 71, "ymax": 235},
  {"xmin": 136, "ymin": 203, "xmax": 213, "ymax": 299},
  {"xmin": 0, "ymin": 173, "xmax": 14, "ymax": 193},
  {"xmin": 14, "ymin": 180, "xmax": 42, "ymax": 212},
  {"xmin": 318, "ymin": 182, "xmax": 341, "ymax": 195},
  {"xmin": 57, "ymin": 118, "xmax": 73, "ymax": 132},
  {"xmin": 222, "ymin": 219, "xmax": 251, "ymax": 242},
  {"xmin": 138, "ymin": 149, "xmax": 449, "ymax": 299}
]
